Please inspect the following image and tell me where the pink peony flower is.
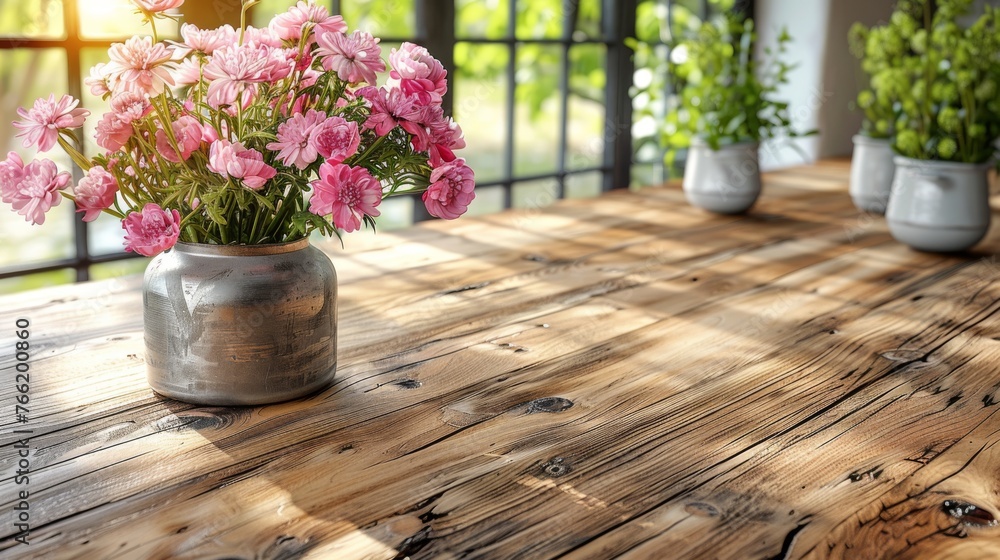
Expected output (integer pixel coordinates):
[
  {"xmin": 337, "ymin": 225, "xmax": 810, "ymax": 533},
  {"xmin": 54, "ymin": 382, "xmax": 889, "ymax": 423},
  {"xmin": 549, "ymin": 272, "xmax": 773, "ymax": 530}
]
[
  {"xmin": 175, "ymin": 23, "xmax": 236, "ymax": 56},
  {"xmin": 95, "ymin": 113, "xmax": 133, "ymax": 152},
  {"xmin": 3, "ymin": 158, "xmax": 71, "ymax": 225},
  {"xmin": 202, "ymin": 44, "xmax": 294, "ymax": 108},
  {"xmin": 270, "ymin": 1, "xmax": 346, "ymax": 41},
  {"xmin": 207, "ymin": 139, "xmax": 277, "ymax": 189},
  {"xmin": 315, "ymin": 30, "xmax": 386, "ymax": 86},
  {"xmin": 309, "ymin": 116, "xmax": 360, "ymax": 164},
  {"xmin": 171, "ymin": 57, "xmax": 203, "ymax": 87},
  {"xmin": 266, "ymin": 109, "xmax": 326, "ymax": 170},
  {"xmin": 389, "ymin": 42, "xmax": 448, "ymax": 97},
  {"xmin": 111, "ymin": 91, "xmax": 153, "ymax": 122},
  {"xmin": 422, "ymin": 158, "xmax": 475, "ymax": 220},
  {"xmin": 242, "ymin": 25, "xmax": 283, "ymax": 48},
  {"xmin": 13, "ymin": 94, "xmax": 90, "ymax": 153},
  {"xmin": 74, "ymin": 165, "xmax": 119, "ymax": 222},
  {"xmin": 0, "ymin": 152, "xmax": 26, "ymax": 204},
  {"xmin": 155, "ymin": 115, "xmax": 204, "ymax": 163},
  {"xmin": 309, "ymin": 162, "xmax": 382, "ymax": 232},
  {"xmin": 427, "ymin": 116, "xmax": 466, "ymax": 166},
  {"xmin": 122, "ymin": 203, "xmax": 181, "ymax": 257},
  {"xmin": 133, "ymin": 0, "xmax": 184, "ymax": 13},
  {"xmin": 105, "ymin": 36, "xmax": 175, "ymax": 97},
  {"xmin": 86, "ymin": 63, "xmax": 111, "ymax": 96}
]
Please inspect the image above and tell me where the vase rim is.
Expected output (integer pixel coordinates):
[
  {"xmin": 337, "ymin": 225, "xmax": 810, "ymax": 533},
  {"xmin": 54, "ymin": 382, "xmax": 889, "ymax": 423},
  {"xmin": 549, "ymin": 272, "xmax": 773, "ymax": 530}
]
[
  {"xmin": 852, "ymin": 133, "xmax": 892, "ymax": 145},
  {"xmin": 892, "ymin": 156, "xmax": 994, "ymax": 172},
  {"xmin": 690, "ymin": 137, "xmax": 759, "ymax": 151},
  {"xmin": 172, "ymin": 237, "xmax": 311, "ymax": 256}
]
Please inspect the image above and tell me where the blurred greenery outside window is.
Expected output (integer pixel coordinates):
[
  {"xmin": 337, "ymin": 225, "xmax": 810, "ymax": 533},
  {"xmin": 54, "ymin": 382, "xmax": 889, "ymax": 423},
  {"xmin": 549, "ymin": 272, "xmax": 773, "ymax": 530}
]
[{"xmin": 0, "ymin": 0, "xmax": 701, "ymax": 294}]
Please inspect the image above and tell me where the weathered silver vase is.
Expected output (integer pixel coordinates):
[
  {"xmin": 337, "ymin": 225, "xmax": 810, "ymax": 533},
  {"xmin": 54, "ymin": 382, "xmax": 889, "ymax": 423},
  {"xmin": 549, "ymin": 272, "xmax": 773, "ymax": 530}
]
[
  {"xmin": 683, "ymin": 139, "xmax": 761, "ymax": 214},
  {"xmin": 849, "ymin": 134, "xmax": 895, "ymax": 214},
  {"xmin": 885, "ymin": 157, "xmax": 992, "ymax": 253},
  {"xmin": 143, "ymin": 239, "xmax": 337, "ymax": 405}
]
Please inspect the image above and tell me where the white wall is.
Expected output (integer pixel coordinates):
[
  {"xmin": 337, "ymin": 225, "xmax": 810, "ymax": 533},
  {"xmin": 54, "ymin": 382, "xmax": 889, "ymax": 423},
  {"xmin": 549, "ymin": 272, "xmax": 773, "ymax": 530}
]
[{"xmin": 754, "ymin": 0, "xmax": 894, "ymax": 170}]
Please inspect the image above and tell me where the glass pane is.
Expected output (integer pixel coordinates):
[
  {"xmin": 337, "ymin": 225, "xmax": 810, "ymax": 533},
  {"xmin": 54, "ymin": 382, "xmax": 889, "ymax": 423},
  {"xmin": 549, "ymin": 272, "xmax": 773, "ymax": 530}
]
[
  {"xmin": 465, "ymin": 185, "xmax": 504, "ymax": 217},
  {"xmin": 0, "ymin": 49, "xmax": 75, "ymax": 269},
  {"xmin": 90, "ymin": 258, "xmax": 147, "ymax": 281},
  {"xmin": 378, "ymin": 196, "xmax": 414, "ymax": 230},
  {"xmin": 0, "ymin": 0, "xmax": 64, "ymax": 38},
  {"xmin": 88, "ymin": 210, "xmax": 126, "ymax": 256},
  {"xmin": 512, "ymin": 178, "xmax": 558, "ymax": 209},
  {"xmin": 80, "ymin": 48, "xmax": 112, "ymax": 159},
  {"xmin": 456, "ymin": 0, "xmax": 508, "ymax": 39},
  {"xmin": 454, "ymin": 43, "xmax": 508, "ymax": 184},
  {"xmin": 574, "ymin": 0, "xmax": 602, "ymax": 40},
  {"xmin": 251, "ymin": 0, "xmax": 297, "ymax": 28},
  {"xmin": 566, "ymin": 171, "xmax": 602, "ymax": 199},
  {"xmin": 78, "ymin": 0, "xmax": 179, "ymax": 39},
  {"xmin": 567, "ymin": 44, "xmax": 606, "ymax": 170},
  {"xmin": 515, "ymin": 0, "xmax": 562, "ymax": 40},
  {"xmin": 514, "ymin": 45, "xmax": 559, "ymax": 176},
  {"xmin": 341, "ymin": 0, "xmax": 416, "ymax": 38},
  {"xmin": 0, "ymin": 269, "xmax": 74, "ymax": 295}
]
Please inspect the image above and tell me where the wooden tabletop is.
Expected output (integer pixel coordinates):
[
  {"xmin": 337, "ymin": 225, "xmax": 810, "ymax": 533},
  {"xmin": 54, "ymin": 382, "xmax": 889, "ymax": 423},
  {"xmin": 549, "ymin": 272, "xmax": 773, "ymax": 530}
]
[{"xmin": 3, "ymin": 160, "xmax": 1000, "ymax": 559}]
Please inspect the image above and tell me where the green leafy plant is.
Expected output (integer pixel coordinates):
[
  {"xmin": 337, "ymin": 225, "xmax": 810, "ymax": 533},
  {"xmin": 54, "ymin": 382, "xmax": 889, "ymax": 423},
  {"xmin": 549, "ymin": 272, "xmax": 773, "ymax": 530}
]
[
  {"xmin": 642, "ymin": 0, "xmax": 810, "ymax": 164},
  {"xmin": 887, "ymin": 0, "xmax": 1000, "ymax": 164},
  {"xmin": 848, "ymin": 3, "xmax": 924, "ymax": 139}
]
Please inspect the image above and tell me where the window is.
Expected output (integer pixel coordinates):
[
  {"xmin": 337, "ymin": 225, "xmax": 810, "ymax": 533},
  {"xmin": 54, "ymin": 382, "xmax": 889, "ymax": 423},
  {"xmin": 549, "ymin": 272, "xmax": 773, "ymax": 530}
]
[{"xmin": 0, "ymin": 0, "xmax": 733, "ymax": 293}]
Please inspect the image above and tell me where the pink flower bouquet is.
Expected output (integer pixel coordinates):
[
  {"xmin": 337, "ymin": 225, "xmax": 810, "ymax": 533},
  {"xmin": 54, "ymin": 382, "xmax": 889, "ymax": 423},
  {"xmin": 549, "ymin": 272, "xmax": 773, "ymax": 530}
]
[{"xmin": 0, "ymin": 0, "xmax": 474, "ymax": 257}]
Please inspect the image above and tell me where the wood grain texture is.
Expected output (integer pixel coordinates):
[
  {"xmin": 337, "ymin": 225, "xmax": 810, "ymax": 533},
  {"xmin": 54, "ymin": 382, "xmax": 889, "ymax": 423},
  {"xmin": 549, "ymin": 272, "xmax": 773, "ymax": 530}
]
[{"xmin": 2, "ymin": 159, "xmax": 1000, "ymax": 559}]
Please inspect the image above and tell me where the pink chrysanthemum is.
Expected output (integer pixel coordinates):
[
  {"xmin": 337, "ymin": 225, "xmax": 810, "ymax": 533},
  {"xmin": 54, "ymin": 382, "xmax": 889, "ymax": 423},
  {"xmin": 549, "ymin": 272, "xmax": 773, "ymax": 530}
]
[
  {"xmin": 422, "ymin": 158, "xmax": 475, "ymax": 220},
  {"xmin": 357, "ymin": 86, "xmax": 421, "ymax": 137},
  {"xmin": 309, "ymin": 162, "xmax": 382, "ymax": 232},
  {"xmin": 122, "ymin": 203, "xmax": 181, "ymax": 257},
  {"xmin": 174, "ymin": 23, "xmax": 236, "ymax": 56},
  {"xmin": 270, "ymin": 1, "xmax": 346, "ymax": 41},
  {"xmin": 74, "ymin": 165, "xmax": 119, "ymax": 222},
  {"xmin": 3, "ymin": 158, "xmax": 71, "ymax": 225},
  {"xmin": 315, "ymin": 30, "xmax": 386, "ymax": 86},
  {"xmin": 202, "ymin": 44, "xmax": 294, "ymax": 108},
  {"xmin": 207, "ymin": 139, "xmax": 277, "ymax": 189},
  {"xmin": 85, "ymin": 63, "xmax": 111, "ymax": 97},
  {"xmin": 0, "ymin": 152, "xmax": 26, "ymax": 204},
  {"xmin": 105, "ymin": 36, "xmax": 175, "ymax": 97},
  {"xmin": 13, "ymin": 94, "xmax": 90, "ymax": 153},
  {"xmin": 266, "ymin": 110, "xmax": 327, "ymax": 170}
]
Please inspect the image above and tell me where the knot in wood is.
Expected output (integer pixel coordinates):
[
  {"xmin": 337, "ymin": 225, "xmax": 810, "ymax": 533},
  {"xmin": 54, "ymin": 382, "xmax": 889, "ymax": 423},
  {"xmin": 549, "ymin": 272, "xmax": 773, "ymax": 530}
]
[
  {"xmin": 943, "ymin": 500, "xmax": 998, "ymax": 527},
  {"xmin": 393, "ymin": 379, "xmax": 422, "ymax": 389},
  {"xmin": 526, "ymin": 397, "xmax": 574, "ymax": 414},
  {"xmin": 541, "ymin": 457, "xmax": 572, "ymax": 478}
]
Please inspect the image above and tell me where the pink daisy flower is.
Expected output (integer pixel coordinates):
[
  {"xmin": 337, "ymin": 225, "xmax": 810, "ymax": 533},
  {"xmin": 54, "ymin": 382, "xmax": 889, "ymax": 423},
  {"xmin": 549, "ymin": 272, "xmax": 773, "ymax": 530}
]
[
  {"xmin": 3, "ymin": 158, "xmax": 71, "ymax": 225},
  {"xmin": 13, "ymin": 94, "xmax": 90, "ymax": 153},
  {"xmin": 122, "ymin": 203, "xmax": 181, "ymax": 257},
  {"xmin": 74, "ymin": 165, "xmax": 119, "ymax": 222},
  {"xmin": 309, "ymin": 162, "xmax": 382, "ymax": 232},
  {"xmin": 105, "ymin": 36, "xmax": 175, "ymax": 97},
  {"xmin": 315, "ymin": 30, "xmax": 386, "ymax": 86},
  {"xmin": 422, "ymin": 158, "xmax": 475, "ymax": 220},
  {"xmin": 266, "ymin": 109, "xmax": 327, "ymax": 170}
]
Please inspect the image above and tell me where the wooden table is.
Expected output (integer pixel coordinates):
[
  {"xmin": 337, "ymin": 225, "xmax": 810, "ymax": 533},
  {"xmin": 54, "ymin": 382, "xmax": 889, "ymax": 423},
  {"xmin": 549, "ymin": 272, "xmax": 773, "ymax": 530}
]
[{"xmin": 3, "ymin": 160, "xmax": 1000, "ymax": 559}]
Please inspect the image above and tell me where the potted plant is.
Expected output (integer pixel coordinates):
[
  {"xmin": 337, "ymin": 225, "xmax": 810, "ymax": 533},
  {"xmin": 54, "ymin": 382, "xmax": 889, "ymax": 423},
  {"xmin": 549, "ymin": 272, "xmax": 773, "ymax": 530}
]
[
  {"xmin": 885, "ymin": 0, "xmax": 1000, "ymax": 252},
  {"xmin": 847, "ymin": 5, "xmax": 922, "ymax": 214},
  {"xmin": 663, "ymin": 0, "xmax": 810, "ymax": 214},
  {"xmin": 0, "ymin": 0, "xmax": 475, "ymax": 405}
]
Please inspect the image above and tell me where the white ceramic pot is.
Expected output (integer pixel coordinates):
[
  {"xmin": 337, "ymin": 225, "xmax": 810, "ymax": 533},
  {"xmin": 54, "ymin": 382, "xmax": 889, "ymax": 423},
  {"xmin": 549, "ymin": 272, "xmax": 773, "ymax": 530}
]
[
  {"xmin": 849, "ymin": 134, "xmax": 895, "ymax": 214},
  {"xmin": 683, "ymin": 139, "xmax": 761, "ymax": 214},
  {"xmin": 885, "ymin": 156, "xmax": 992, "ymax": 252}
]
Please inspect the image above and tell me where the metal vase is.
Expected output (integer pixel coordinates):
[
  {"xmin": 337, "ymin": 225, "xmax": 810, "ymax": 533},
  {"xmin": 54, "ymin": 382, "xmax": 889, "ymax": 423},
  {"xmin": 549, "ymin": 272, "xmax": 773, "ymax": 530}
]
[
  {"xmin": 683, "ymin": 139, "xmax": 761, "ymax": 214},
  {"xmin": 849, "ymin": 134, "xmax": 896, "ymax": 215},
  {"xmin": 143, "ymin": 239, "xmax": 338, "ymax": 406},
  {"xmin": 885, "ymin": 156, "xmax": 992, "ymax": 253}
]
